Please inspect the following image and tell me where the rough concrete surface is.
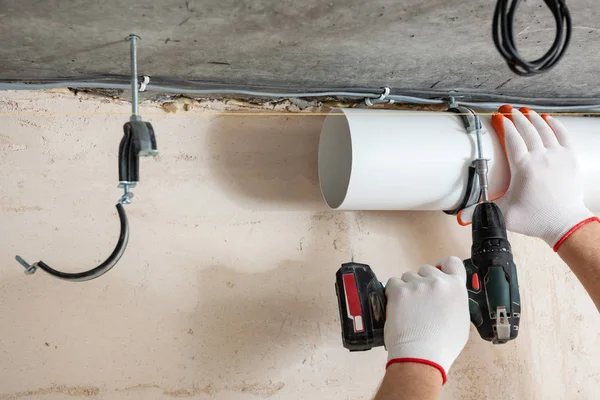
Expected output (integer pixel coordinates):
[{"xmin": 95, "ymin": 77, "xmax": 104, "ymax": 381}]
[
  {"xmin": 0, "ymin": 0, "xmax": 599, "ymax": 99},
  {"xmin": 0, "ymin": 91, "xmax": 599, "ymax": 399}
]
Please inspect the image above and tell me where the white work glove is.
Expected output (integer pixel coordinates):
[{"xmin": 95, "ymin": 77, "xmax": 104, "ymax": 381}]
[
  {"xmin": 385, "ymin": 256, "xmax": 470, "ymax": 385},
  {"xmin": 459, "ymin": 105, "xmax": 597, "ymax": 251}
]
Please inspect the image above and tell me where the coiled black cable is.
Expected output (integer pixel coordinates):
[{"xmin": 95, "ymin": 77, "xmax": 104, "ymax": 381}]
[{"xmin": 492, "ymin": 0, "xmax": 572, "ymax": 76}]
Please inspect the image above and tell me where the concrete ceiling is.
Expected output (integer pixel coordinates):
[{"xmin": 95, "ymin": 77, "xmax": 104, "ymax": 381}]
[{"xmin": 0, "ymin": 0, "xmax": 598, "ymax": 99}]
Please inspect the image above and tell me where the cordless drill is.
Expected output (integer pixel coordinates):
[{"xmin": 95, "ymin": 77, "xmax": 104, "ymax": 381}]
[
  {"xmin": 335, "ymin": 108, "xmax": 520, "ymax": 349},
  {"xmin": 335, "ymin": 201, "xmax": 520, "ymax": 350}
]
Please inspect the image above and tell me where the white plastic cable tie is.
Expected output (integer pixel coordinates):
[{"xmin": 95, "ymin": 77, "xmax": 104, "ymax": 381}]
[
  {"xmin": 139, "ymin": 76, "xmax": 150, "ymax": 92},
  {"xmin": 364, "ymin": 87, "xmax": 393, "ymax": 106},
  {"xmin": 378, "ymin": 87, "xmax": 391, "ymax": 103}
]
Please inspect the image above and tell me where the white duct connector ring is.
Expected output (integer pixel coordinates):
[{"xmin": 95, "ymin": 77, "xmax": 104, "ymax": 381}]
[{"xmin": 318, "ymin": 108, "xmax": 600, "ymax": 211}]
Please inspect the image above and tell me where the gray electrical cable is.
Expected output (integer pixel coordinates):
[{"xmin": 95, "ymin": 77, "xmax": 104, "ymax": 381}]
[
  {"xmin": 458, "ymin": 101, "xmax": 600, "ymax": 112},
  {"xmin": 383, "ymin": 95, "xmax": 600, "ymax": 112},
  {"xmin": 0, "ymin": 82, "xmax": 381, "ymax": 99},
  {"xmin": 0, "ymin": 82, "xmax": 131, "ymax": 90},
  {"xmin": 386, "ymin": 95, "xmax": 445, "ymax": 105},
  {"xmin": 146, "ymin": 85, "xmax": 380, "ymax": 98},
  {"xmin": 391, "ymin": 87, "xmax": 600, "ymax": 105},
  {"xmin": 1, "ymin": 80, "xmax": 600, "ymax": 113}
]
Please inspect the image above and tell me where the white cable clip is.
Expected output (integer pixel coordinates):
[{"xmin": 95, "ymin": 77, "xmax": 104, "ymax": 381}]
[
  {"xmin": 365, "ymin": 87, "xmax": 394, "ymax": 106},
  {"xmin": 138, "ymin": 76, "xmax": 150, "ymax": 92}
]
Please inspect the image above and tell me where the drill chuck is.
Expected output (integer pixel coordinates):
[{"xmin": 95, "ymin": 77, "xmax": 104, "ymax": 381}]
[{"xmin": 471, "ymin": 201, "xmax": 508, "ymax": 243}]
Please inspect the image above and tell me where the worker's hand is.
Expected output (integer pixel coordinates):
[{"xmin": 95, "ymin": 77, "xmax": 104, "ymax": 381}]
[
  {"xmin": 384, "ymin": 256, "xmax": 470, "ymax": 385},
  {"xmin": 459, "ymin": 105, "xmax": 596, "ymax": 251}
]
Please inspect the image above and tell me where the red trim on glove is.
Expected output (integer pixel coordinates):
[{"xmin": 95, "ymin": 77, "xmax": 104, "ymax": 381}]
[
  {"xmin": 553, "ymin": 217, "xmax": 600, "ymax": 252},
  {"xmin": 386, "ymin": 358, "xmax": 447, "ymax": 385}
]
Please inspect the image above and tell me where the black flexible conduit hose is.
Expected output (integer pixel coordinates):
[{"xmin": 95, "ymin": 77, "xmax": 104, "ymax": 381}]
[{"xmin": 24, "ymin": 203, "xmax": 129, "ymax": 282}]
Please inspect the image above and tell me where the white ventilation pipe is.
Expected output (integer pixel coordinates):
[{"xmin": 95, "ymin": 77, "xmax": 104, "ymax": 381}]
[{"xmin": 318, "ymin": 108, "xmax": 600, "ymax": 211}]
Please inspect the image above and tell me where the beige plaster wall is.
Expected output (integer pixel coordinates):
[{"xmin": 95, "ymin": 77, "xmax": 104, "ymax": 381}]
[{"xmin": 0, "ymin": 92, "xmax": 598, "ymax": 400}]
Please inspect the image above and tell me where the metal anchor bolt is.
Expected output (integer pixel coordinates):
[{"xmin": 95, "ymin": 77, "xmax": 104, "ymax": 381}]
[{"xmin": 15, "ymin": 255, "xmax": 37, "ymax": 275}]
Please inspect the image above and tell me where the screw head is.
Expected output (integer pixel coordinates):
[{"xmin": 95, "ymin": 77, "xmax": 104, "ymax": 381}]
[
  {"xmin": 24, "ymin": 266, "xmax": 36, "ymax": 275},
  {"xmin": 16, "ymin": 256, "xmax": 37, "ymax": 275},
  {"xmin": 119, "ymin": 192, "xmax": 134, "ymax": 205}
]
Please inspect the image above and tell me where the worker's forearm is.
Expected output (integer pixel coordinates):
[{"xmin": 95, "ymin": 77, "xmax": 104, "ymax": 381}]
[
  {"xmin": 558, "ymin": 221, "xmax": 600, "ymax": 310},
  {"xmin": 373, "ymin": 363, "xmax": 442, "ymax": 400}
]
